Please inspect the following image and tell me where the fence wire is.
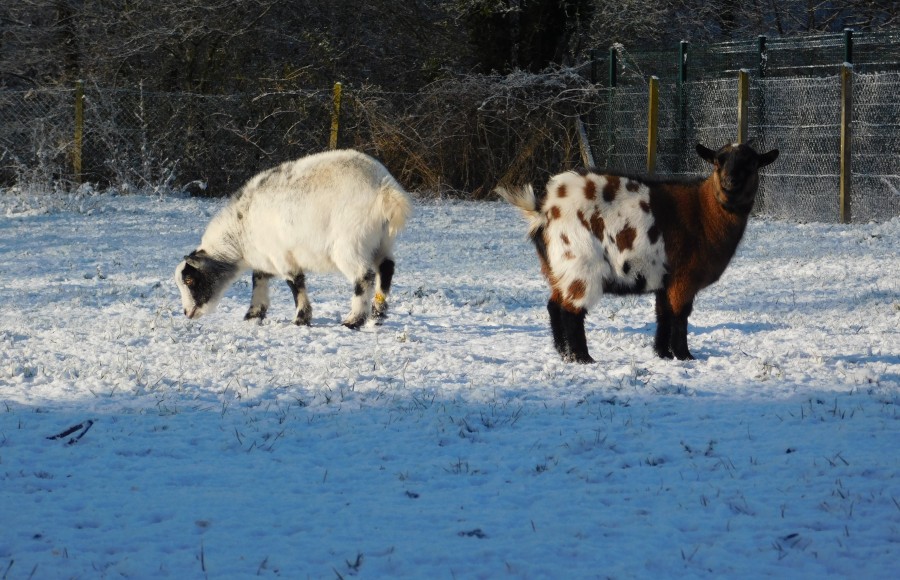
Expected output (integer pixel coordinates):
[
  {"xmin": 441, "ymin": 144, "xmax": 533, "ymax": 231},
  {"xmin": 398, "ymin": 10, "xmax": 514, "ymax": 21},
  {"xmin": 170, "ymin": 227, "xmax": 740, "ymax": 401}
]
[
  {"xmin": 578, "ymin": 71, "xmax": 900, "ymax": 223},
  {"xmin": 1, "ymin": 72, "xmax": 899, "ymax": 222},
  {"xmin": 606, "ymin": 30, "xmax": 900, "ymax": 83},
  {"xmin": 851, "ymin": 72, "xmax": 900, "ymax": 222},
  {"xmin": 1, "ymin": 85, "xmax": 334, "ymax": 195},
  {"xmin": 0, "ymin": 88, "xmax": 72, "ymax": 186},
  {"xmin": 78, "ymin": 86, "xmax": 334, "ymax": 195}
]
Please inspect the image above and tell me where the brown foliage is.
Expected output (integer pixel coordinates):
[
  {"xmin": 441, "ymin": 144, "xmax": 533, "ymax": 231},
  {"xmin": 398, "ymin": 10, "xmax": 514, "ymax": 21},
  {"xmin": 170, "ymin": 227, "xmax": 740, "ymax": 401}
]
[{"xmin": 347, "ymin": 68, "xmax": 600, "ymax": 198}]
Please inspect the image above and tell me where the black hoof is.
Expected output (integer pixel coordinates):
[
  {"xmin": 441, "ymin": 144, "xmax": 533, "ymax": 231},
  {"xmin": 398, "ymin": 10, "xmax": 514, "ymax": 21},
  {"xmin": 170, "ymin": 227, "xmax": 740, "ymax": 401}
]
[
  {"xmin": 244, "ymin": 305, "xmax": 267, "ymax": 321},
  {"xmin": 293, "ymin": 308, "xmax": 312, "ymax": 326},
  {"xmin": 342, "ymin": 318, "xmax": 366, "ymax": 330},
  {"xmin": 564, "ymin": 352, "xmax": 595, "ymax": 364}
]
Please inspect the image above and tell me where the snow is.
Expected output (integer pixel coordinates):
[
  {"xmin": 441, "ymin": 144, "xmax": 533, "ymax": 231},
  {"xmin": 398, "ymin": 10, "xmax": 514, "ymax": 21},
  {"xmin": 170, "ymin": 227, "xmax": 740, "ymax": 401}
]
[{"xmin": 0, "ymin": 190, "xmax": 898, "ymax": 578}]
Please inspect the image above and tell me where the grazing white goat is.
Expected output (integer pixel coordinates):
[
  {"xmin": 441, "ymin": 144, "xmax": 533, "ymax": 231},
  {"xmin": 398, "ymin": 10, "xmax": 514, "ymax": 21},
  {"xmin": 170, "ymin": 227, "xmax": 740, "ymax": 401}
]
[{"xmin": 174, "ymin": 149, "xmax": 412, "ymax": 328}]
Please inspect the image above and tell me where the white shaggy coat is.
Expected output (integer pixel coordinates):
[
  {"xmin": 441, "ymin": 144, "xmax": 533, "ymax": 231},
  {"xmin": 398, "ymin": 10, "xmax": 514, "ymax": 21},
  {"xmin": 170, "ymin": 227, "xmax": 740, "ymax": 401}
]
[{"xmin": 175, "ymin": 149, "xmax": 411, "ymax": 326}]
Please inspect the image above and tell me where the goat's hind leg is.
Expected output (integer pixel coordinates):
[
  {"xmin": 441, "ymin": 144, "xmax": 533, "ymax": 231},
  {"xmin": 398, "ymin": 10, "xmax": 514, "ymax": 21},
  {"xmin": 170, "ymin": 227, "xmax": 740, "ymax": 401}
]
[
  {"xmin": 343, "ymin": 268, "xmax": 376, "ymax": 329},
  {"xmin": 244, "ymin": 271, "xmax": 273, "ymax": 321},
  {"xmin": 373, "ymin": 258, "xmax": 395, "ymax": 321},
  {"xmin": 560, "ymin": 306, "xmax": 594, "ymax": 364},
  {"xmin": 547, "ymin": 299, "xmax": 567, "ymax": 358},
  {"xmin": 286, "ymin": 272, "xmax": 312, "ymax": 326}
]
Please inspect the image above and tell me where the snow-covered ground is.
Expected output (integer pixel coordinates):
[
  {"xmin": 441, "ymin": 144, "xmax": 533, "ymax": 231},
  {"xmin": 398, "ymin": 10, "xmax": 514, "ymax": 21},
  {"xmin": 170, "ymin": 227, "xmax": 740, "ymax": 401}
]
[{"xmin": 0, "ymin": 190, "xmax": 898, "ymax": 578}]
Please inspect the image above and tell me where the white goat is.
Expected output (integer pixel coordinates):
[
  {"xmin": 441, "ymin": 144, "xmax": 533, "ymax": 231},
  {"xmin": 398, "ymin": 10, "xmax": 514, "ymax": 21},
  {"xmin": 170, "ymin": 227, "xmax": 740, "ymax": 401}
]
[{"xmin": 174, "ymin": 149, "xmax": 412, "ymax": 328}]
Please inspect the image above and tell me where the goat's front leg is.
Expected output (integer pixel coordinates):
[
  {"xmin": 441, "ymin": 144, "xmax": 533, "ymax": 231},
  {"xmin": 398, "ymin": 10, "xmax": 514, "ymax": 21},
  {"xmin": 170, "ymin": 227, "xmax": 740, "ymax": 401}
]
[
  {"xmin": 244, "ymin": 271, "xmax": 273, "ymax": 321},
  {"xmin": 286, "ymin": 272, "xmax": 312, "ymax": 326},
  {"xmin": 344, "ymin": 269, "xmax": 376, "ymax": 329},
  {"xmin": 654, "ymin": 290, "xmax": 674, "ymax": 358},
  {"xmin": 669, "ymin": 302, "xmax": 695, "ymax": 360},
  {"xmin": 657, "ymin": 285, "xmax": 695, "ymax": 360}
]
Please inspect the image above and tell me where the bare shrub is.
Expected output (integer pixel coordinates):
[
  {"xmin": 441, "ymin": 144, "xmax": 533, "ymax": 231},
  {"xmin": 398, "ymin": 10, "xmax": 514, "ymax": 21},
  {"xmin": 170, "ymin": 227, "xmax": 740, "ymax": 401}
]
[{"xmin": 349, "ymin": 68, "xmax": 600, "ymax": 198}]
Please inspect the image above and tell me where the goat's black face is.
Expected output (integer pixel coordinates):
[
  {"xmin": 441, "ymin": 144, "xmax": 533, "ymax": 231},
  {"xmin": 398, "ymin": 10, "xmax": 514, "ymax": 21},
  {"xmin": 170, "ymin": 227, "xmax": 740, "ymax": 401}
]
[
  {"xmin": 174, "ymin": 250, "xmax": 239, "ymax": 319},
  {"xmin": 697, "ymin": 143, "xmax": 779, "ymax": 212},
  {"xmin": 180, "ymin": 261, "xmax": 214, "ymax": 310}
]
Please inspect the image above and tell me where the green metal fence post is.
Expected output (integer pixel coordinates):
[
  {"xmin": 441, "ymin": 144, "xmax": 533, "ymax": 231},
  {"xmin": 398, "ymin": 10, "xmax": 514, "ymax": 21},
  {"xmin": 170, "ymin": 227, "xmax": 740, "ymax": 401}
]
[
  {"xmin": 74, "ymin": 80, "xmax": 84, "ymax": 183},
  {"xmin": 607, "ymin": 46, "xmax": 618, "ymax": 167},
  {"xmin": 647, "ymin": 76, "xmax": 659, "ymax": 174},
  {"xmin": 737, "ymin": 70, "xmax": 749, "ymax": 144},
  {"xmin": 678, "ymin": 41, "xmax": 689, "ymax": 174},
  {"xmin": 844, "ymin": 29, "xmax": 854, "ymax": 64},
  {"xmin": 608, "ymin": 46, "xmax": 617, "ymax": 88},
  {"xmin": 756, "ymin": 35, "xmax": 768, "ymax": 212},
  {"xmin": 757, "ymin": 35, "xmax": 767, "ymax": 78}
]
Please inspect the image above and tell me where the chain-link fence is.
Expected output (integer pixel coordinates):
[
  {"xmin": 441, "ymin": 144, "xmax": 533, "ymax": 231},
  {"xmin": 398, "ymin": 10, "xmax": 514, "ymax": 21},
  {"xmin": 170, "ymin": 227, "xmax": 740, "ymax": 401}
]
[
  {"xmin": 82, "ymin": 85, "xmax": 339, "ymax": 195},
  {"xmin": 578, "ymin": 70, "xmax": 900, "ymax": 223},
  {"xmin": 578, "ymin": 30, "xmax": 899, "ymax": 223},
  {"xmin": 0, "ymin": 84, "xmax": 335, "ymax": 195},
  {"xmin": 1, "ymin": 32, "xmax": 899, "ymax": 222},
  {"xmin": 0, "ymin": 87, "xmax": 72, "ymax": 187}
]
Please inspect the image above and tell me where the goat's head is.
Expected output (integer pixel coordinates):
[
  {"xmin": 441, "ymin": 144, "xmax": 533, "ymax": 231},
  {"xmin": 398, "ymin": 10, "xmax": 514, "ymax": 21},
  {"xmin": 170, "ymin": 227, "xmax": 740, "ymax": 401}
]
[
  {"xmin": 174, "ymin": 250, "xmax": 239, "ymax": 319},
  {"xmin": 697, "ymin": 143, "xmax": 779, "ymax": 213}
]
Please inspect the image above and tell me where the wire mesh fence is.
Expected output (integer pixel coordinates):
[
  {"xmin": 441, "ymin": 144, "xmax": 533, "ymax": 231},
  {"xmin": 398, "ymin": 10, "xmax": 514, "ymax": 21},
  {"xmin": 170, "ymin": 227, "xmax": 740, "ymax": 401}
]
[
  {"xmin": 851, "ymin": 71, "xmax": 900, "ymax": 222},
  {"xmin": 0, "ymin": 88, "xmax": 73, "ymax": 187},
  {"xmin": 78, "ymin": 85, "xmax": 336, "ymax": 195},
  {"xmin": 751, "ymin": 76, "xmax": 843, "ymax": 221},
  {"xmin": 0, "ymin": 84, "xmax": 335, "ymax": 195},
  {"xmin": 579, "ymin": 71, "xmax": 900, "ymax": 223},
  {"xmin": 1, "ymin": 32, "xmax": 899, "ymax": 222}
]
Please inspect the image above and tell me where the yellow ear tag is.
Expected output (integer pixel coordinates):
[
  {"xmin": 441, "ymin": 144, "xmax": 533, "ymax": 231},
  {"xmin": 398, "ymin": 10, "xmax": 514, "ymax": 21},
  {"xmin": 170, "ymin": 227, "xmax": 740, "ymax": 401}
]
[{"xmin": 375, "ymin": 292, "xmax": 386, "ymax": 305}]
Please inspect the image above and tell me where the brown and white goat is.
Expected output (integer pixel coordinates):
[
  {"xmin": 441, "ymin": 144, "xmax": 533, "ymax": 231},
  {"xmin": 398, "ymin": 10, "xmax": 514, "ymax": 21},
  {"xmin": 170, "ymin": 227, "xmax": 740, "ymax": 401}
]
[{"xmin": 497, "ymin": 142, "xmax": 779, "ymax": 362}]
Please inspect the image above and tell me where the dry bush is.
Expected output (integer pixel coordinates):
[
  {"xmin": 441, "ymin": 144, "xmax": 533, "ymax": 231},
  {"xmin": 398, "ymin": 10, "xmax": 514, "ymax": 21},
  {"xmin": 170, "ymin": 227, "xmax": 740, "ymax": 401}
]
[{"xmin": 348, "ymin": 68, "xmax": 600, "ymax": 198}]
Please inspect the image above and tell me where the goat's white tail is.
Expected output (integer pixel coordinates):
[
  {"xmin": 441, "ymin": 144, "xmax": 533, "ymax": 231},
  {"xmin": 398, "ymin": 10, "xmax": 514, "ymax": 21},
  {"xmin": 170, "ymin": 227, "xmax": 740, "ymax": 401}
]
[
  {"xmin": 378, "ymin": 176, "xmax": 413, "ymax": 238},
  {"xmin": 495, "ymin": 185, "xmax": 546, "ymax": 235}
]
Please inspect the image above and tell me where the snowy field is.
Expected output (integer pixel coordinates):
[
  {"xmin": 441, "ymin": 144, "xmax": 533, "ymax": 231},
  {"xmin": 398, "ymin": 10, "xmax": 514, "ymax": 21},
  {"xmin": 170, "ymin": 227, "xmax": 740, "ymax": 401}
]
[{"xmin": 0, "ymin": 190, "xmax": 898, "ymax": 578}]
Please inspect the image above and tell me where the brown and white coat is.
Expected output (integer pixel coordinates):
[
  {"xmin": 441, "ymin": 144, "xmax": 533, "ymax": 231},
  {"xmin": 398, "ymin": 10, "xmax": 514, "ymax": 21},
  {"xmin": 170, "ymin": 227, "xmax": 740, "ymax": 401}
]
[{"xmin": 498, "ymin": 142, "xmax": 779, "ymax": 363}]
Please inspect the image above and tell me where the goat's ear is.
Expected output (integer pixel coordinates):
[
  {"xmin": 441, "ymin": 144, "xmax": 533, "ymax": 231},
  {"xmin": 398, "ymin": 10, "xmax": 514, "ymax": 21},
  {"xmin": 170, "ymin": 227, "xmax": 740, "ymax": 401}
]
[
  {"xmin": 184, "ymin": 251, "xmax": 203, "ymax": 268},
  {"xmin": 696, "ymin": 144, "xmax": 716, "ymax": 164},
  {"xmin": 758, "ymin": 149, "xmax": 779, "ymax": 167}
]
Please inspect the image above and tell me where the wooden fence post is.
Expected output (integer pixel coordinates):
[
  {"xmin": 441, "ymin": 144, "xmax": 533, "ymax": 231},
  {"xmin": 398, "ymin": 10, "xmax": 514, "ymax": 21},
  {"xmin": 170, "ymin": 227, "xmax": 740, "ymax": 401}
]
[
  {"xmin": 647, "ymin": 76, "xmax": 659, "ymax": 175},
  {"xmin": 678, "ymin": 41, "xmax": 689, "ymax": 174},
  {"xmin": 605, "ymin": 46, "xmax": 618, "ymax": 168},
  {"xmin": 576, "ymin": 117, "xmax": 595, "ymax": 168},
  {"xmin": 74, "ymin": 80, "xmax": 84, "ymax": 183},
  {"xmin": 840, "ymin": 63, "xmax": 853, "ymax": 223},
  {"xmin": 329, "ymin": 81, "xmax": 342, "ymax": 150},
  {"xmin": 737, "ymin": 69, "xmax": 749, "ymax": 144}
]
